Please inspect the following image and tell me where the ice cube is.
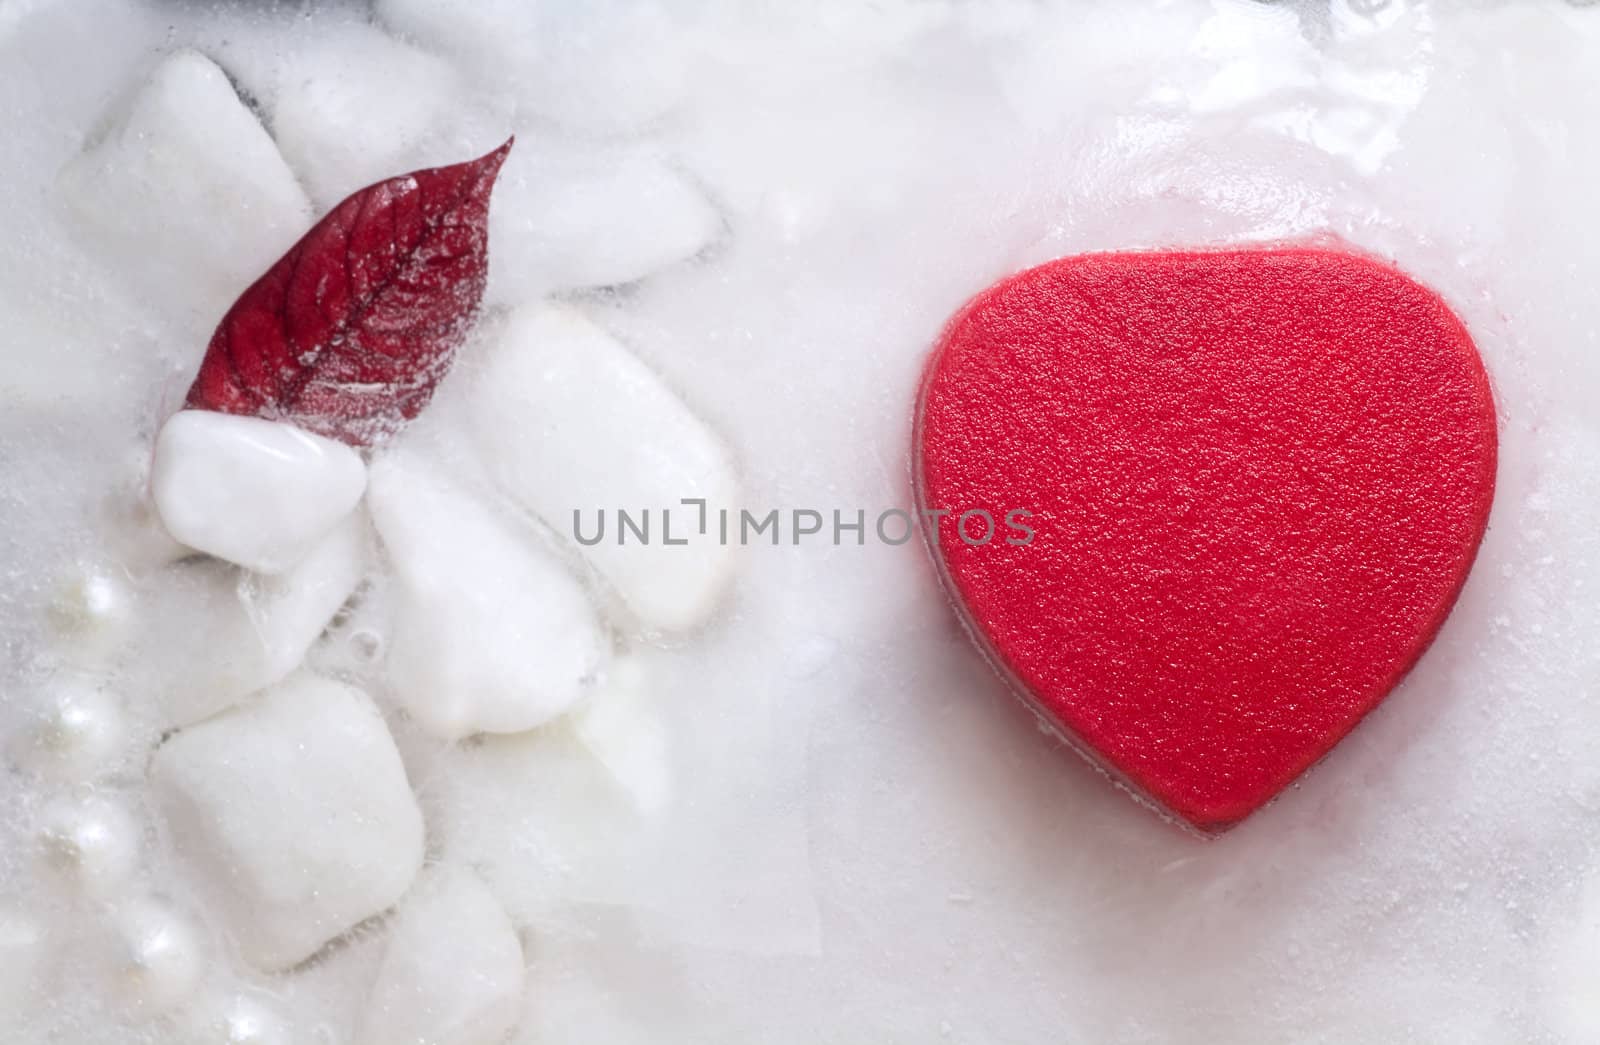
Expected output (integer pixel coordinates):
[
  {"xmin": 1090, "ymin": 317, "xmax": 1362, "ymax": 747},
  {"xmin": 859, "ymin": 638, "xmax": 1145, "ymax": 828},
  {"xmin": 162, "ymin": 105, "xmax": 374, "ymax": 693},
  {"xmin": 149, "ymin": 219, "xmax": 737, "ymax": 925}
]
[
  {"xmin": 265, "ymin": 22, "xmax": 503, "ymax": 210},
  {"xmin": 464, "ymin": 304, "xmax": 739, "ymax": 632},
  {"xmin": 357, "ymin": 866, "xmax": 524, "ymax": 1045},
  {"xmin": 411, "ymin": 726, "xmax": 643, "ymax": 932},
  {"xmin": 151, "ymin": 411, "xmax": 367, "ymax": 576},
  {"xmin": 240, "ymin": 508, "xmax": 371, "ymax": 682},
  {"xmin": 56, "ymin": 50, "xmax": 312, "ymax": 336},
  {"xmin": 367, "ymin": 449, "xmax": 605, "ymax": 739},
  {"xmin": 128, "ymin": 511, "xmax": 369, "ymax": 728},
  {"xmin": 150, "ymin": 673, "xmax": 424, "ymax": 970},
  {"xmin": 125, "ymin": 562, "xmax": 281, "ymax": 729},
  {"xmin": 488, "ymin": 142, "xmax": 720, "ymax": 301}
]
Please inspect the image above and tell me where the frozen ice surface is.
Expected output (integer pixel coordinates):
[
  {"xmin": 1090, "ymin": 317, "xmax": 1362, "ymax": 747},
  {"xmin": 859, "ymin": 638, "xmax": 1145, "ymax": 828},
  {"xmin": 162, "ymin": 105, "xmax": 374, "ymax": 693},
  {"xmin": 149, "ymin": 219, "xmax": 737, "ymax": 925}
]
[
  {"xmin": 2, "ymin": 0, "xmax": 1600, "ymax": 1042},
  {"xmin": 357, "ymin": 866, "xmax": 525, "ymax": 1045},
  {"xmin": 368, "ymin": 447, "xmax": 606, "ymax": 739},
  {"xmin": 56, "ymin": 50, "xmax": 311, "ymax": 340},
  {"xmin": 151, "ymin": 411, "xmax": 368, "ymax": 575},
  {"xmin": 150, "ymin": 673, "xmax": 424, "ymax": 970},
  {"xmin": 465, "ymin": 304, "xmax": 740, "ymax": 633}
]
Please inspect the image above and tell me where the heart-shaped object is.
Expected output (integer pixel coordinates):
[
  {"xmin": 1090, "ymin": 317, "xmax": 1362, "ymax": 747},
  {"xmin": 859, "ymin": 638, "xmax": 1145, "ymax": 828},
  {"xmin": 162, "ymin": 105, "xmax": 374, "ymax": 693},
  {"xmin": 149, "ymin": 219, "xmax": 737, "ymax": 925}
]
[{"xmin": 915, "ymin": 247, "xmax": 1497, "ymax": 833}]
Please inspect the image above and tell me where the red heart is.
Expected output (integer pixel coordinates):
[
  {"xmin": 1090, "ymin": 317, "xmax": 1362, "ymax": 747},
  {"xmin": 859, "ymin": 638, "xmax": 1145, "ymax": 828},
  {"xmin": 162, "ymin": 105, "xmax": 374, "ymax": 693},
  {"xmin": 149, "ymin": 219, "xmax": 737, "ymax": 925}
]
[{"xmin": 915, "ymin": 247, "xmax": 1497, "ymax": 834}]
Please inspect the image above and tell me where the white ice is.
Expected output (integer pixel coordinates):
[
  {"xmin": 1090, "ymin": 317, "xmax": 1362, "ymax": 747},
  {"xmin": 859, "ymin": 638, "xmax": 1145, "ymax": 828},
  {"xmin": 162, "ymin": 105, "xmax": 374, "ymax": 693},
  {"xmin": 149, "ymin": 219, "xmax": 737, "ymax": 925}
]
[
  {"xmin": 488, "ymin": 142, "xmax": 722, "ymax": 300},
  {"xmin": 150, "ymin": 674, "xmax": 424, "ymax": 970},
  {"xmin": 368, "ymin": 447, "xmax": 606, "ymax": 739},
  {"xmin": 464, "ymin": 303, "xmax": 740, "ymax": 633},
  {"xmin": 123, "ymin": 511, "xmax": 368, "ymax": 728},
  {"xmin": 151, "ymin": 411, "xmax": 367, "ymax": 576},
  {"xmin": 263, "ymin": 23, "xmax": 485, "ymax": 211},
  {"xmin": 356, "ymin": 866, "xmax": 525, "ymax": 1045},
  {"xmin": 55, "ymin": 50, "xmax": 311, "ymax": 340}
]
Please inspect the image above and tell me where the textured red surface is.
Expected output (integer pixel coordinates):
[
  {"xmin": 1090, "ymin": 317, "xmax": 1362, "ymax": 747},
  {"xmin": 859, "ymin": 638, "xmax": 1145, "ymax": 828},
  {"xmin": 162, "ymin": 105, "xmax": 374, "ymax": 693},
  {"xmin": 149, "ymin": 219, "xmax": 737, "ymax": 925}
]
[
  {"xmin": 185, "ymin": 140, "xmax": 512, "ymax": 447},
  {"xmin": 916, "ymin": 248, "xmax": 1497, "ymax": 833}
]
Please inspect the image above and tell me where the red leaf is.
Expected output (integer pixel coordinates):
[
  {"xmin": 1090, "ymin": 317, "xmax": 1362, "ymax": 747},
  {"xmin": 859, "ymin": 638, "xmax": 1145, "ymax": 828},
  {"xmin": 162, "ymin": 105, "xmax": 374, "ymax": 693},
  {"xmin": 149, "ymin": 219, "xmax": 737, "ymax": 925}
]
[{"xmin": 184, "ymin": 139, "xmax": 513, "ymax": 447}]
